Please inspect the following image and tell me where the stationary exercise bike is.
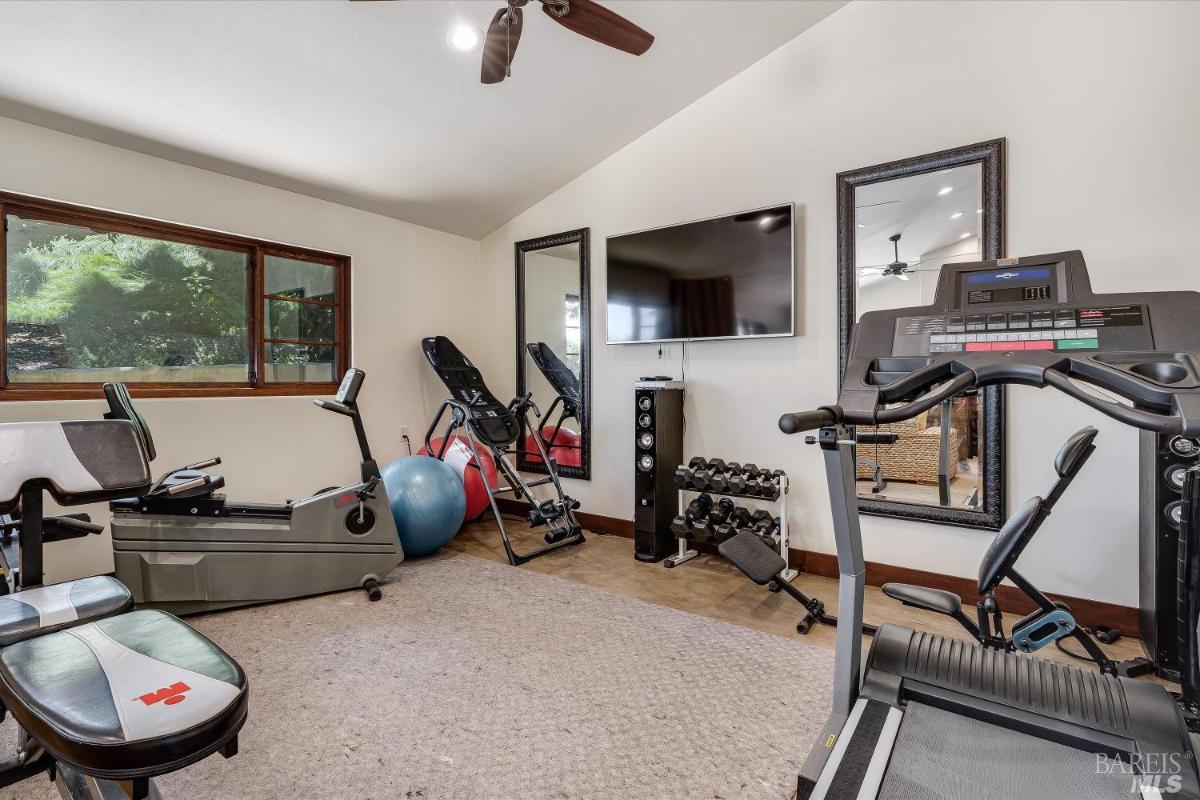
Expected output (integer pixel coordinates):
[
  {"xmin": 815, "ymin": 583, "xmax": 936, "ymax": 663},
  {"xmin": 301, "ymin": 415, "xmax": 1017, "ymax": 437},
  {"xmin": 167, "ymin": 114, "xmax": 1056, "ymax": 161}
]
[
  {"xmin": 883, "ymin": 426, "xmax": 1122, "ymax": 674},
  {"xmin": 106, "ymin": 368, "xmax": 403, "ymax": 614}
]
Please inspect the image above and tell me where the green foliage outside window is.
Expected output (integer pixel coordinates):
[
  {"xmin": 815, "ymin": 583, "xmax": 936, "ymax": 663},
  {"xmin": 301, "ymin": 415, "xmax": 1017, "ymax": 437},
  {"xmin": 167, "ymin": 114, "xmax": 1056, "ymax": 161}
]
[{"xmin": 6, "ymin": 225, "xmax": 248, "ymax": 375}]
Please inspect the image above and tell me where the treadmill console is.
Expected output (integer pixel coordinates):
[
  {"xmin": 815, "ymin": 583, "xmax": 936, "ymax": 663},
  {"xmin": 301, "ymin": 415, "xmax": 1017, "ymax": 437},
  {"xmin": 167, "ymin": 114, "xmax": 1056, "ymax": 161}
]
[{"xmin": 891, "ymin": 257, "xmax": 1152, "ymax": 357}]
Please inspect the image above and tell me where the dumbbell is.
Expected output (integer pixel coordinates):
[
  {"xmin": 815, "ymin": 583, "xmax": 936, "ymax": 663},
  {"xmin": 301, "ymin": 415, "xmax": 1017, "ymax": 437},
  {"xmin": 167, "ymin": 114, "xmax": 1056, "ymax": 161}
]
[
  {"xmin": 673, "ymin": 466, "xmax": 693, "ymax": 490},
  {"xmin": 694, "ymin": 498, "xmax": 735, "ymax": 542},
  {"xmin": 750, "ymin": 509, "xmax": 772, "ymax": 526},
  {"xmin": 669, "ymin": 493, "xmax": 715, "ymax": 539},
  {"xmin": 691, "ymin": 467, "xmax": 714, "ymax": 491},
  {"xmin": 707, "ymin": 458, "xmax": 728, "ymax": 474},
  {"xmin": 753, "ymin": 515, "xmax": 781, "ymax": 538},
  {"xmin": 713, "ymin": 506, "xmax": 752, "ymax": 543},
  {"xmin": 688, "ymin": 457, "xmax": 709, "ymax": 470},
  {"xmin": 743, "ymin": 475, "xmax": 766, "ymax": 497}
]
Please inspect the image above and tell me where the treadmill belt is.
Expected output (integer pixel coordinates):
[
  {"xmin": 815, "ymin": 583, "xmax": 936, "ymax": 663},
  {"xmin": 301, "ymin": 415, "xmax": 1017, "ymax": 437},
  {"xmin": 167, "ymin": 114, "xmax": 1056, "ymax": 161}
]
[{"xmin": 878, "ymin": 702, "xmax": 1136, "ymax": 800}]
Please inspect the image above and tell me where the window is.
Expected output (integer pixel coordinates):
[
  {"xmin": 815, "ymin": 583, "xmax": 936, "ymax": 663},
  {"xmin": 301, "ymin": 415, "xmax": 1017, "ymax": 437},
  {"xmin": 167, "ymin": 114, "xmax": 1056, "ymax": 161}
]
[{"xmin": 0, "ymin": 192, "xmax": 349, "ymax": 399}]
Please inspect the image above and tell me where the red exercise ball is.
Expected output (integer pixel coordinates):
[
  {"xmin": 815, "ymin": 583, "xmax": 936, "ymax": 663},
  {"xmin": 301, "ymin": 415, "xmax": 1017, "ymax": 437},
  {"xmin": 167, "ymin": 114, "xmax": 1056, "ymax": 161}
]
[
  {"xmin": 523, "ymin": 426, "xmax": 582, "ymax": 468},
  {"xmin": 419, "ymin": 435, "xmax": 498, "ymax": 521}
]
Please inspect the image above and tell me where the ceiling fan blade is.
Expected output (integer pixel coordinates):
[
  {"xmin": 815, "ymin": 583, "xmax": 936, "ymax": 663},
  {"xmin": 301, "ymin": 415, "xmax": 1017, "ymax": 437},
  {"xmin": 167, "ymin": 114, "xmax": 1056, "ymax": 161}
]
[
  {"xmin": 542, "ymin": 0, "xmax": 653, "ymax": 56},
  {"xmin": 482, "ymin": 6, "xmax": 523, "ymax": 84}
]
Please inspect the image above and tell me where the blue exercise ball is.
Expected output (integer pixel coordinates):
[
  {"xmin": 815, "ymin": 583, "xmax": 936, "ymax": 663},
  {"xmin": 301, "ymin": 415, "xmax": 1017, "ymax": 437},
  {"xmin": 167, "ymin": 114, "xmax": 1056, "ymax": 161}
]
[{"xmin": 381, "ymin": 455, "xmax": 467, "ymax": 558}]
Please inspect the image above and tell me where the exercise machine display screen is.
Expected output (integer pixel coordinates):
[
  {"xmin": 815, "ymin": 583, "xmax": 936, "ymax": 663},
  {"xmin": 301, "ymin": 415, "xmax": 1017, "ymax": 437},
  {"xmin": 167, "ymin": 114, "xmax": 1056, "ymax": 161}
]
[{"xmin": 963, "ymin": 266, "xmax": 1055, "ymax": 306}]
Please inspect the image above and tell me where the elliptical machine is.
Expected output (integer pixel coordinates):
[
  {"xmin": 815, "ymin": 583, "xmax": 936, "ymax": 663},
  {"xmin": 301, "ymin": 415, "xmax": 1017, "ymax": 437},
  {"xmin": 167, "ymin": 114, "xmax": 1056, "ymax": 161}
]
[
  {"xmin": 882, "ymin": 425, "xmax": 1123, "ymax": 674},
  {"xmin": 107, "ymin": 368, "xmax": 403, "ymax": 614}
]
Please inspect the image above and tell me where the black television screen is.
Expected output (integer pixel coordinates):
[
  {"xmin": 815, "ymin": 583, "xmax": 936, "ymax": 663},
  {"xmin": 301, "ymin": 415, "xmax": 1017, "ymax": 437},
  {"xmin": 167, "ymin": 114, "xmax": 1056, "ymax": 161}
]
[{"xmin": 605, "ymin": 204, "xmax": 794, "ymax": 344}]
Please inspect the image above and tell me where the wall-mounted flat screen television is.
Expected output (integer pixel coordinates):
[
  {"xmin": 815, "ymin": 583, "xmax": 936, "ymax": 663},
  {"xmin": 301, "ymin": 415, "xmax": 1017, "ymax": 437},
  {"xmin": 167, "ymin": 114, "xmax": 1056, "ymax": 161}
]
[{"xmin": 605, "ymin": 203, "xmax": 795, "ymax": 344}]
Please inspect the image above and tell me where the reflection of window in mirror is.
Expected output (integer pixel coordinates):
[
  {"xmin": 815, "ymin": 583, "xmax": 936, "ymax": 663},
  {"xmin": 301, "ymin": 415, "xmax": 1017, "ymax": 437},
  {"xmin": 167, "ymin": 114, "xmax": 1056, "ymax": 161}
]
[{"xmin": 564, "ymin": 292, "xmax": 581, "ymax": 371}]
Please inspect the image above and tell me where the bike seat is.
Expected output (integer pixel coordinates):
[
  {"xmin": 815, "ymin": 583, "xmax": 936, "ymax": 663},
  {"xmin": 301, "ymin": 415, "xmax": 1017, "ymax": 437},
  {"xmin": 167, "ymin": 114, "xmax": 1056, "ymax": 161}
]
[
  {"xmin": 0, "ymin": 609, "xmax": 247, "ymax": 780},
  {"xmin": 1055, "ymin": 426, "xmax": 1098, "ymax": 477},
  {"xmin": 0, "ymin": 576, "xmax": 132, "ymax": 646},
  {"xmin": 882, "ymin": 583, "xmax": 962, "ymax": 616},
  {"xmin": 978, "ymin": 495, "xmax": 1046, "ymax": 594},
  {"xmin": 718, "ymin": 529, "xmax": 786, "ymax": 585}
]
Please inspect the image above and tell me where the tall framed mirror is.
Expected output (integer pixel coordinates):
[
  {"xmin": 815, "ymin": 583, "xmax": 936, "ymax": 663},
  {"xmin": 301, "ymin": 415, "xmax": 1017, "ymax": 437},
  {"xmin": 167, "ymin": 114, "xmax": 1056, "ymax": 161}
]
[
  {"xmin": 838, "ymin": 139, "xmax": 1006, "ymax": 528},
  {"xmin": 515, "ymin": 228, "xmax": 591, "ymax": 480}
]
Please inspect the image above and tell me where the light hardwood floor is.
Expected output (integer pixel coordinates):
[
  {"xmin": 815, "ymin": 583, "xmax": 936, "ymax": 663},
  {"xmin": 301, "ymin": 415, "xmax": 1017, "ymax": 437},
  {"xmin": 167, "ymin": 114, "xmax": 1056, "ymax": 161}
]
[{"xmin": 447, "ymin": 516, "xmax": 1148, "ymax": 672}]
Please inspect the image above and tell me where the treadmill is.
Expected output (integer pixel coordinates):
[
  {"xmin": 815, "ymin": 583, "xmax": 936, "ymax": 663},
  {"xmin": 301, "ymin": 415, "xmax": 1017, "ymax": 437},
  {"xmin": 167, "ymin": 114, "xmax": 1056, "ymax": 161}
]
[{"xmin": 781, "ymin": 251, "xmax": 1200, "ymax": 800}]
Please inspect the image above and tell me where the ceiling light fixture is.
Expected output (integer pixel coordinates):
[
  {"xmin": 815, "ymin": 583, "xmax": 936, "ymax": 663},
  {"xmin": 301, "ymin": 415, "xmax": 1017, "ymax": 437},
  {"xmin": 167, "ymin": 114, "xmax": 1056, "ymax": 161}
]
[
  {"xmin": 447, "ymin": 23, "xmax": 482, "ymax": 53},
  {"xmin": 950, "ymin": 211, "xmax": 963, "ymax": 220},
  {"xmin": 976, "ymin": 208, "xmax": 983, "ymax": 214},
  {"xmin": 938, "ymin": 186, "xmax": 953, "ymax": 196},
  {"xmin": 960, "ymin": 232, "xmax": 972, "ymax": 239}
]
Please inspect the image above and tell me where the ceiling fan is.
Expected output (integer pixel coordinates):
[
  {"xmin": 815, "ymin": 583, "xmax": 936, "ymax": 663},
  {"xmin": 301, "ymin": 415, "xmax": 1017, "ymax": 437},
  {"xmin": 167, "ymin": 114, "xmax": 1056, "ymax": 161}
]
[
  {"xmin": 857, "ymin": 233, "xmax": 936, "ymax": 281},
  {"xmin": 478, "ymin": 0, "xmax": 653, "ymax": 83},
  {"xmin": 351, "ymin": 0, "xmax": 652, "ymax": 84}
]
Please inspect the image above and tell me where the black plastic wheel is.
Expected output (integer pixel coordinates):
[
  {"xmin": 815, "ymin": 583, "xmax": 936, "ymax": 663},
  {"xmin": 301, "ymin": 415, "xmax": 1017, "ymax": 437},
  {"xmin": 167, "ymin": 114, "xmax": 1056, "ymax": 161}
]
[
  {"xmin": 797, "ymin": 620, "xmax": 812, "ymax": 635},
  {"xmin": 345, "ymin": 507, "xmax": 376, "ymax": 535},
  {"xmin": 364, "ymin": 579, "xmax": 382, "ymax": 601}
]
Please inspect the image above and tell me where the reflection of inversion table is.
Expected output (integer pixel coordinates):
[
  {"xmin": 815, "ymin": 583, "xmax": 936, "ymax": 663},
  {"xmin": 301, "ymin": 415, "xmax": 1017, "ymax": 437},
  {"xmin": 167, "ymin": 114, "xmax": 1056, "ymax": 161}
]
[
  {"xmin": 525, "ymin": 342, "xmax": 581, "ymax": 454},
  {"xmin": 422, "ymin": 336, "xmax": 585, "ymax": 566}
]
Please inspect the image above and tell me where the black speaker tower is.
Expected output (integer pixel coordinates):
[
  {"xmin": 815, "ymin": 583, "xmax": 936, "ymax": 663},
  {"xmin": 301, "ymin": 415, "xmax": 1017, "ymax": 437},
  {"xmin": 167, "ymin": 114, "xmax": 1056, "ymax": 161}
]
[
  {"xmin": 1139, "ymin": 431, "xmax": 1200, "ymax": 680},
  {"xmin": 633, "ymin": 380, "xmax": 684, "ymax": 562}
]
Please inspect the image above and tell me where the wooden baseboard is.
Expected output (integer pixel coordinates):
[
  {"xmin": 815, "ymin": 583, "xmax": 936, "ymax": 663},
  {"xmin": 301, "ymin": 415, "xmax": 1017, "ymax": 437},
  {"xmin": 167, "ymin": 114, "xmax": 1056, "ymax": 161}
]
[{"xmin": 489, "ymin": 501, "xmax": 1140, "ymax": 637}]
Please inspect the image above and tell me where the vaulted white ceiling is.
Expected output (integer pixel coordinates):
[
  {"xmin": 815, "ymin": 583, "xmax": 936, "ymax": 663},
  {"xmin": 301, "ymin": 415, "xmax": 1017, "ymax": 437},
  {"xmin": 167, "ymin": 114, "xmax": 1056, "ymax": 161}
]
[{"xmin": 0, "ymin": 0, "xmax": 845, "ymax": 238}]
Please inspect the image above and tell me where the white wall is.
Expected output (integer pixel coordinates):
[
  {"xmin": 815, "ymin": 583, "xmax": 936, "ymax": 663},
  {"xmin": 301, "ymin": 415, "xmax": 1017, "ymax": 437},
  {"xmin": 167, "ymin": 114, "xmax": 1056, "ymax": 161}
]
[
  {"xmin": 0, "ymin": 115, "xmax": 481, "ymax": 584},
  {"xmin": 477, "ymin": 0, "xmax": 1200, "ymax": 606}
]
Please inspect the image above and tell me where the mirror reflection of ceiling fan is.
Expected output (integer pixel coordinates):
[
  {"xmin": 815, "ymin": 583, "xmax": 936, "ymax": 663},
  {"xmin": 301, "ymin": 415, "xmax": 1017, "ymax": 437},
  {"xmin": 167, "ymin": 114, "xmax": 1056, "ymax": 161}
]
[{"xmin": 857, "ymin": 233, "xmax": 939, "ymax": 281}]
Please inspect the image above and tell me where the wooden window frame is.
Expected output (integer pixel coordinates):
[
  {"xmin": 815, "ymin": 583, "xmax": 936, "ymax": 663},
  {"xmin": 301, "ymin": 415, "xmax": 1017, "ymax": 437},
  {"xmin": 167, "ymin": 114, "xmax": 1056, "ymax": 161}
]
[{"xmin": 0, "ymin": 191, "xmax": 351, "ymax": 401}]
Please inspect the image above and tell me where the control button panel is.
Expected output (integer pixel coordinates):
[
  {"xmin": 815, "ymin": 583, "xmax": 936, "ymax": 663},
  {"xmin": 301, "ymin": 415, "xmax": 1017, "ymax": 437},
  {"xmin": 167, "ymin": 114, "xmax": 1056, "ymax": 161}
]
[
  {"xmin": 892, "ymin": 304, "xmax": 1150, "ymax": 357},
  {"xmin": 929, "ymin": 328, "xmax": 1099, "ymax": 353}
]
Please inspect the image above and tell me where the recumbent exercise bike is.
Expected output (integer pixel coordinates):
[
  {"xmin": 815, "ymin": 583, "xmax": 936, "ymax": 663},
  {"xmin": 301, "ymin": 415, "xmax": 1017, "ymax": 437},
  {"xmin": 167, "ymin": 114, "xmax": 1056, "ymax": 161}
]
[{"xmin": 106, "ymin": 368, "xmax": 403, "ymax": 614}]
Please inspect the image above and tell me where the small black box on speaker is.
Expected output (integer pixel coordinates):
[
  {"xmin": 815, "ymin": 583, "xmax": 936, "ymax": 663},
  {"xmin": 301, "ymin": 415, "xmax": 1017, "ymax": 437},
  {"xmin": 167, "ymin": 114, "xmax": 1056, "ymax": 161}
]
[{"xmin": 633, "ymin": 380, "xmax": 684, "ymax": 562}]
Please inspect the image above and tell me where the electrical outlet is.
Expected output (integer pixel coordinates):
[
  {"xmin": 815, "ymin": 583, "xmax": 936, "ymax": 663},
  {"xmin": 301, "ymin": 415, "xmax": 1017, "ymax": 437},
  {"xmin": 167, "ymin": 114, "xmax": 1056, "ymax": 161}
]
[{"xmin": 400, "ymin": 425, "xmax": 410, "ymax": 439}]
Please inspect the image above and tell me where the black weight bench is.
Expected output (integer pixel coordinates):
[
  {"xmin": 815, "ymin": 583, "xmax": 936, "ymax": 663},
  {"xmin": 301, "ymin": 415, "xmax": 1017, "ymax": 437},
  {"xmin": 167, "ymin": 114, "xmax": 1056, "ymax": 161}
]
[
  {"xmin": 719, "ymin": 530, "xmax": 876, "ymax": 636},
  {"xmin": 422, "ymin": 335, "xmax": 584, "ymax": 566}
]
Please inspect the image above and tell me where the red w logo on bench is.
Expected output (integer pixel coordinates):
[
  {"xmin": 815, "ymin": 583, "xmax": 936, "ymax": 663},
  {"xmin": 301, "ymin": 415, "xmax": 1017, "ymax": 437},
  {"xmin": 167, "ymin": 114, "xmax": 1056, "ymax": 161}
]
[{"xmin": 136, "ymin": 681, "xmax": 192, "ymax": 707}]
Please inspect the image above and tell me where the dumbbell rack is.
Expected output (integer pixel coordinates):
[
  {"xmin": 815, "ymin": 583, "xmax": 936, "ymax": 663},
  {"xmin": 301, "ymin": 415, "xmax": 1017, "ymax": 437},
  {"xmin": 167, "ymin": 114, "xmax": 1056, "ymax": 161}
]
[{"xmin": 664, "ymin": 473, "xmax": 797, "ymax": 582}]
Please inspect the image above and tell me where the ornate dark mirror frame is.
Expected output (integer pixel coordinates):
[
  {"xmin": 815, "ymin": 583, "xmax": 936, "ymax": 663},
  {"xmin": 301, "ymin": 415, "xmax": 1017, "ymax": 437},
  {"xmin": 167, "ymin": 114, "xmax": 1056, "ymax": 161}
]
[
  {"xmin": 837, "ymin": 139, "xmax": 1006, "ymax": 529},
  {"xmin": 515, "ymin": 228, "xmax": 591, "ymax": 480}
]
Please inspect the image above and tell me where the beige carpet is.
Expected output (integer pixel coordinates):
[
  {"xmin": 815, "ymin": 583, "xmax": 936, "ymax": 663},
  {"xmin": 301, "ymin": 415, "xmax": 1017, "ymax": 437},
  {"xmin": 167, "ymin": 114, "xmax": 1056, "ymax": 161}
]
[{"xmin": 7, "ymin": 551, "xmax": 833, "ymax": 800}]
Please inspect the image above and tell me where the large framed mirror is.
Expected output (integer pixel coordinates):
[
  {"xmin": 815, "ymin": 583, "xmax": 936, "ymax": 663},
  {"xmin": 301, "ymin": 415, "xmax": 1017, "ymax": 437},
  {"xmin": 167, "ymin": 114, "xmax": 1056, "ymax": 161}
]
[
  {"xmin": 515, "ymin": 228, "xmax": 591, "ymax": 480},
  {"xmin": 838, "ymin": 139, "xmax": 1006, "ymax": 529}
]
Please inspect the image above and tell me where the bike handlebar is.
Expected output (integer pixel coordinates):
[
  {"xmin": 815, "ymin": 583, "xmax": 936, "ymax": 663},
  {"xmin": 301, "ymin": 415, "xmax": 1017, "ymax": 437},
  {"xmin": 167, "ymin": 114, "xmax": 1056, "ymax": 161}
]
[
  {"xmin": 780, "ymin": 360, "xmax": 1189, "ymax": 437},
  {"xmin": 779, "ymin": 408, "xmax": 839, "ymax": 435}
]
